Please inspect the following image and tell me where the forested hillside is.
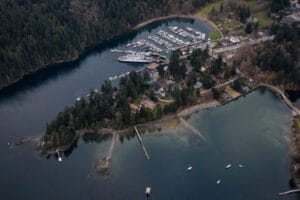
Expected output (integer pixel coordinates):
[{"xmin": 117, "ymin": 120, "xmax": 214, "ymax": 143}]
[{"xmin": 0, "ymin": 0, "xmax": 209, "ymax": 89}]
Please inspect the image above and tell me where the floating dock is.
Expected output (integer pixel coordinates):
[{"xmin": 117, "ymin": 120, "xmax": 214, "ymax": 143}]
[{"xmin": 134, "ymin": 126, "xmax": 150, "ymax": 160}]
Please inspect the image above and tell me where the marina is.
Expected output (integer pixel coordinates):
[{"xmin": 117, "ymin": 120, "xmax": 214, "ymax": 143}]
[{"xmin": 110, "ymin": 25, "xmax": 208, "ymax": 66}]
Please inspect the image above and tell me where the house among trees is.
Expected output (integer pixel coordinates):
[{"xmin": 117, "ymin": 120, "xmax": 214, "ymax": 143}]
[
  {"xmin": 282, "ymin": 13, "xmax": 300, "ymax": 26},
  {"xmin": 193, "ymin": 81, "xmax": 203, "ymax": 89},
  {"xmin": 140, "ymin": 99, "xmax": 157, "ymax": 110},
  {"xmin": 229, "ymin": 36, "xmax": 240, "ymax": 44}
]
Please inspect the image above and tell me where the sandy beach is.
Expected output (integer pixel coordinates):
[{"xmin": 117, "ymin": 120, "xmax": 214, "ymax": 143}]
[{"xmin": 177, "ymin": 100, "xmax": 220, "ymax": 117}]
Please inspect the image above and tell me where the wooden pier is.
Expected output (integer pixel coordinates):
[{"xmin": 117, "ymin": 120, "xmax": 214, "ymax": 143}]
[{"xmin": 134, "ymin": 126, "xmax": 150, "ymax": 160}]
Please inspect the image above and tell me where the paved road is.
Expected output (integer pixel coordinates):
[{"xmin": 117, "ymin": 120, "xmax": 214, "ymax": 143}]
[
  {"xmin": 200, "ymin": 77, "xmax": 238, "ymax": 96},
  {"xmin": 213, "ymin": 35, "xmax": 275, "ymax": 54},
  {"xmin": 157, "ymin": 97, "xmax": 174, "ymax": 103}
]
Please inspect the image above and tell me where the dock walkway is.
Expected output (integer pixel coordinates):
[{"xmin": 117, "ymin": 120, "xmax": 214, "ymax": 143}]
[{"xmin": 134, "ymin": 126, "xmax": 150, "ymax": 160}]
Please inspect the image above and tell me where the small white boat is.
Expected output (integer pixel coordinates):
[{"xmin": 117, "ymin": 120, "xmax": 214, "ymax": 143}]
[
  {"xmin": 56, "ymin": 150, "xmax": 62, "ymax": 162},
  {"xmin": 238, "ymin": 164, "xmax": 244, "ymax": 168},
  {"xmin": 76, "ymin": 97, "xmax": 81, "ymax": 101},
  {"xmin": 145, "ymin": 187, "xmax": 151, "ymax": 197},
  {"xmin": 216, "ymin": 179, "xmax": 221, "ymax": 184},
  {"xmin": 225, "ymin": 164, "xmax": 232, "ymax": 169},
  {"xmin": 186, "ymin": 166, "xmax": 192, "ymax": 171}
]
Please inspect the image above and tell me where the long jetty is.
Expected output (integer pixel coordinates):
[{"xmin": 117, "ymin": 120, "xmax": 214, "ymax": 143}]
[
  {"xmin": 278, "ymin": 189, "xmax": 300, "ymax": 196},
  {"xmin": 134, "ymin": 126, "xmax": 150, "ymax": 160},
  {"xmin": 96, "ymin": 133, "xmax": 118, "ymax": 175}
]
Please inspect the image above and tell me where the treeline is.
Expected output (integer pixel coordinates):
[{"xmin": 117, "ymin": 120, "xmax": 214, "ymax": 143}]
[
  {"xmin": 256, "ymin": 24, "xmax": 300, "ymax": 85},
  {"xmin": 270, "ymin": 0, "xmax": 290, "ymax": 13},
  {"xmin": 43, "ymin": 71, "xmax": 149, "ymax": 150},
  {"xmin": 234, "ymin": 23, "xmax": 299, "ymax": 86},
  {"xmin": 208, "ymin": 1, "xmax": 251, "ymax": 23},
  {"xmin": 0, "ymin": 0, "xmax": 211, "ymax": 90}
]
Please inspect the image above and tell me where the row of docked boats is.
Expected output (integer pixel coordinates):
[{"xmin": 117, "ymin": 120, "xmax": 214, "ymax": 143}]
[
  {"xmin": 117, "ymin": 51, "xmax": 166, "ymax": 64},
  {"xmin": 169, "ymin": 26, "xmax": 206, "ymax": 40},
  {"xmin": 108, "ymin": 68, "xmax": 145, "ymax": 81},
  {"xmin": 108, "ymin": 71, "xmax": 130, "ymax": 81},
  {"xmin": 113, "ymin": 26, "xmax": 207, "ymax": 63}
]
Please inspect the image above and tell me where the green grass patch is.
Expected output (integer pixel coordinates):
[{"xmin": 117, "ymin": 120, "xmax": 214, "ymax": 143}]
[
  {"xmin": 222, "ymin": 20, "xmax": 237, "ymax": 29},
  {"xmin": 246, "ymin": 1, "xmax": 256, "ymax": 10},
  {"xmin": 196, "ymin": 0, "xmax": 222, "ymax": 19},
  {"xmin": 253, "ymin": 11, "xmax": 273, "ymax": 28},
  {"xmin": 209, "ymin": 30, "xmax": 222, "ymax": 41},
  {"xmin": 246, "ymin": 0, "xmax": 273, "ymax": 28}
]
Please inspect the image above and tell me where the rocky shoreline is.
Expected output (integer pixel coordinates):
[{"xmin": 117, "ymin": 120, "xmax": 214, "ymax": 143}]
[{"xmin": 291, "ymin": 115, "xmax": 300, "ymax": 188}]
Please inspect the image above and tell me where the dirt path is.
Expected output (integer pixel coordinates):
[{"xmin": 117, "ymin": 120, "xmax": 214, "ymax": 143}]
[{"xmin": 177, "ymin": 100, "xmax": 220, "ymax": 117}]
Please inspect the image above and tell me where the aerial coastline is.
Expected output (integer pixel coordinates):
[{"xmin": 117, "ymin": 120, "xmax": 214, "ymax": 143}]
[
  {"xmin": 1, "ymin": 1, "xmax": 300, "ymax": 199},
  {"xmin": 40, "ymin": 1, "xmax": 300, "ymax": 176}
]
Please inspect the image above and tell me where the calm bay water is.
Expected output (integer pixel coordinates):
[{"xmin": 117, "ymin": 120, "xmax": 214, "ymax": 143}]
[{"xmin": 0, "ymin": 18, "xmax": 296, "ymax": 199}]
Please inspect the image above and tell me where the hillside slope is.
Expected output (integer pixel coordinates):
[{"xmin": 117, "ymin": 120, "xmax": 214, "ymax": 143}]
[{"xmin": 0, "ymin": 0, "xmax": 209, "ymax": 90}]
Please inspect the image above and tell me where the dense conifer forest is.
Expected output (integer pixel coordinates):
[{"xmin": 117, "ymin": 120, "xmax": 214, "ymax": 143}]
[{"xmin": 0, "ymin": 0, "xmax": 210, "ymax": 89}]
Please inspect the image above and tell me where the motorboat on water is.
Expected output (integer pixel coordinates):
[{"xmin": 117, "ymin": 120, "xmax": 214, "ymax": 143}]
[
  {"xmin": 225, "ymin": 164, "xmax": 232, "ymax": 169},
  {"xmin": 145, "ymin": 187, "xmax": 151, "ymax": 197},
  {"xmin": 117, "ymin": 53, "xmax": 151, "ymax": 63},
  {"xmin": 238, "ymin": 164, "xmax": 244, "ymax": 168},
  {"xmin": 186, "ymin": 166, "xmax": 192, "ymax": 171},
  {"xmin": 216, "ymin": 179, "xmax": 221, "ymax": 184}
]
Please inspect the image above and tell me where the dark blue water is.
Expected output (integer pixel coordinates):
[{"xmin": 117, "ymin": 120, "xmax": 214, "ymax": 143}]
[{"xmin": 0, "ymin": 18, "xmax": 296, "ymax": 199}]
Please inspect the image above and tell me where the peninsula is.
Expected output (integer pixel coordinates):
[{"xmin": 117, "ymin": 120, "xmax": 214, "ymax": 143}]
[{"xmin": 40, "ymin": 0, "xmax": 300, "ymax": 186}]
